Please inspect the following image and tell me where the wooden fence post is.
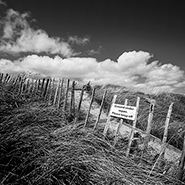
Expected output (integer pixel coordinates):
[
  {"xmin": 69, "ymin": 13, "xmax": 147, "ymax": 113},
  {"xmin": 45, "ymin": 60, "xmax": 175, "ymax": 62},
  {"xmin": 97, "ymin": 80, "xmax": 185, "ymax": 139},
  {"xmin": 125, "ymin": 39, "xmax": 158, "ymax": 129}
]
[
  {"xmin": 27, "ymin": 78, "xmax": 32, "ymax": 94},
  {"xmin": 25, "ymin": 78, "xmax": 29, "ymax": 93},
  {"xmin": 159, "ymin": 103, "xmax": 174, "ymax": 159},
  {"xmin": 84, "ymin": 88, "xmax": 96, "ymax": 127},
  {"xmin": 6, "ymin": 75, "xmax": 12, "ymax": 84},
  {"xmin": 34, "ymin": 79, "xmax": 39, "ymax": 96},
  {"xmin": 30, "ymin": 78, "xmax": 35, "ymax": 95},
  {"xmin": 74, "ymin": 88, "xmax": 84, "ymax": 123},
  {"xmin": 18, "ymin": 76, "xmax": 24, "ymax": 96},
  {"xmin": 57, "ymin": 78, "xmax": 64, "ymax": 109},
  {"xmin": 41, "ymin": 78, "xmax": 45, "ymax": 93},
  {"xmin": 103, "ymin": 95, "xmax": 117, "ymax": 137},
  {"xmin": 53, "ymin": 79, "xmax": 60, "ymax": 106},
  {"xmin": 3, "ymin": 73, "xmax": 9, "ymax": 84},
  {"xmin": 113, "ymin": 99, "xmax": 128, "ymax": 147},
  {"xmin": 143, "ymin": 99, "xmax": 156, "ymax": 150},
  {"xmin": 94, "ymin": 90, "xmax": 107, "ymax": 130},
  {"xmin": 48, "ymin": 78, "xmax": 55, "ymax": 105},
  {"xmin": 63, "ymin": 79, "xmax": 70, "ymax": 111},
  {"xmin": 44, "ymin": 79, "xmax": 51, "ymax": 101},
  {"xmin": 20, "ymin": 77, "xmax": 26, "ymax": 95},
  {"xmin": 12, "ymin": 76, "xmax": 17, "ymax": 86},
  {"xmin": 177, "ymin": 134, "xmax": 185, "ymax": 181},
  {"xmin": 126, "ymin": 97, "xmax": 140, "ymax": 157},
  {"xmin": 70, "ymin": 81, "xmax": 76, "ymax": 114},
  {"xmin": 0, "ymin": 73, "xmax": 3, "ymax": 83},
  {"xmin": 43, "ymin": 78, "xmax": 50, "ymax": 99}
]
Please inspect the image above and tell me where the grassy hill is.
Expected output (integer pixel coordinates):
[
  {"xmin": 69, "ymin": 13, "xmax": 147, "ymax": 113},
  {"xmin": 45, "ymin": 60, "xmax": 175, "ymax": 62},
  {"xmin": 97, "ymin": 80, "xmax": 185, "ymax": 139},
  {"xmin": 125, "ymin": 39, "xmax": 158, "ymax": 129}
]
[
  {"xmin": 93, "ymin": 84, "xmax": 185, "ymax": 150},
  {"xmin": 0, "ymin": 82, "xmax": 184, "ymax": 184}
]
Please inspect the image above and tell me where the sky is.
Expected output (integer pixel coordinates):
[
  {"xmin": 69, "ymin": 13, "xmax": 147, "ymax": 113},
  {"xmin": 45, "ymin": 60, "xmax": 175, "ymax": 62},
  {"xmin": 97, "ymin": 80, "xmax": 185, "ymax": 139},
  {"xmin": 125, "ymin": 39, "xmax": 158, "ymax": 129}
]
[{"xmin": 0, "ymin": 0, "xmax": 185, "ymax": 94}]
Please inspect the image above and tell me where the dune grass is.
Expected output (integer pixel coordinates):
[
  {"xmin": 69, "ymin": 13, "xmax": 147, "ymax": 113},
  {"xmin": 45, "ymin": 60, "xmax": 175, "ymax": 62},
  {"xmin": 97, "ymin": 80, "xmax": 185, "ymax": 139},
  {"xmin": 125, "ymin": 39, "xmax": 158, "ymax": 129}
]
[
  {"xmin": 93, "ymin": 84, "xmax": 185, "ymax": 150},
  {"xmin": 0, "ymin": 82, "xmax": 182, "ymax": 184}
]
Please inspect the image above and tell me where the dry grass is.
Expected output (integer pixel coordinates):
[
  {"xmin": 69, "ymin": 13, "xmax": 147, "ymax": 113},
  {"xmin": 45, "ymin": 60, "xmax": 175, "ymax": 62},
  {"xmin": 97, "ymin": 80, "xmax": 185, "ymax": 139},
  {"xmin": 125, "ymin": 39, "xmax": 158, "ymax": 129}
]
[
  {"xmin": 0, "ymin": 82, "xmax": 181, "ymax": 185},
  {"xmin": 93, "ymin": 84, "xmax": 185, "ymax": 150}
]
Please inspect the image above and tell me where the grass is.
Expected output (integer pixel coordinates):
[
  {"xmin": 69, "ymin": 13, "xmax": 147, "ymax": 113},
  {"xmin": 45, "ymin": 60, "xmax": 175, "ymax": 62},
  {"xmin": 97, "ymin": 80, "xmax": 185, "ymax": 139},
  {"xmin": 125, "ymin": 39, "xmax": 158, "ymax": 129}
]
[
  {"xmin": 0, "ymin": 79, "xmax": 184, "ymax": 184},
  {"xmin": 93, "ymin": 84, "xmax": 185, "ymax": 150}
]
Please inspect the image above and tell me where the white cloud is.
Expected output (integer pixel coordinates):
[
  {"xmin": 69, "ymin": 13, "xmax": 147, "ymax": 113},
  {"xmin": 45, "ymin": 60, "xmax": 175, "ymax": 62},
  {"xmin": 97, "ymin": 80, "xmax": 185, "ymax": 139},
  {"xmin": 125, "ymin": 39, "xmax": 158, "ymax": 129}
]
[
  {"xmin": 0, "ymin": 9, "xmax": 76, "ymax": 57},
  {"xmin": 68, "ymin": 35, "xmax": 90, "ymax": 45},
  {"xmin": 0, "ymin": 50, "xmax": 184, "ymax": 94}
]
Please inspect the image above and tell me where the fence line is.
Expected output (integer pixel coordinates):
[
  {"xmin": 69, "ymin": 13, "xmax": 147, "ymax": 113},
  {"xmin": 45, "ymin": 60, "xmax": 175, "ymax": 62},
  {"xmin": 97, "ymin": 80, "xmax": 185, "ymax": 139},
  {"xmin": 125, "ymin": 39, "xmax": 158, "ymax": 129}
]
[{"xmin": 1, "ymin": 72, "xmax": 185, "ymax": 181}]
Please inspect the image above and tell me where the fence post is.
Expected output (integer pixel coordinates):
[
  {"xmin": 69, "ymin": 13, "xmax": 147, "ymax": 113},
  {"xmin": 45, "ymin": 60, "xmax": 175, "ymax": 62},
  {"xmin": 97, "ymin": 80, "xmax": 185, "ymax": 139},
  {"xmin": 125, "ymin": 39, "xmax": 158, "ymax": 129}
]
[
  {"xmin": 57, "ymin": 78, "xmax": 64, "ymax": 109},
  {"xmin": 177, "ymin": 134, "xmax": 185, "ymax": 181},
  {"xmin": 0, "ymin": 73, "xmax": 3, "ymax": 83},
  {"xmin": 44, "ymin": 79, "xmax": 51, "ymax": 101},
  {"xmin": 41, "ymin": 78, "xmax": 45, "ymax": 93},
  {"xmin": 34, "ymin": 79, "xmax": 39, "ymax": 96},
  {"xmin": 43, "ymin": 78, "xmax": 50, "ymax": 99},
  {"xmin": 25, "ymin": 78, "xmax": 29, "ymax": 93},
  {"xmin": 53, "ymin": 79, "xmax": 60, "ymax": 106},
  {"xmin": 70, "ymin": 81, "xmax": 76, "ymax": 114},
  {"xmin": 126, "ymin": 97, "xmax": 140, "ymax": 157},
  {"xmin": 3, "ymin": 73, "xmax": 9, "ymax": 84},
  {"xmin": 48, "ymin": 78, "xmax": 55, "ymax": 105},
  {"xmin": 113, "ymin": 99, "xmax": 128, "ymax": 147},
  {"xmin": 18, "ymin": 76, "xmax": 24, "ymax": 96},
  {"xmin": 30, "ymin": 78, "xmax": 35, "ymax": 95},
  {"xmin": 94, "ymin": 90, "xmax": 107, "ymax": 130},
  {"xmin": 6, "ymin": 75, "xmax": 12, "ymax": 84},
  {"xmin": 74, "ymin": 88, "xmax": 84, "ymax": 123},
  {"xmin": 84, "ymin": 88, "xmax": 96, "ymax": 127},
  {"xmin": 63, "ymin": 79, "xmax": 70, "ymax": 111},
  {"xmin": 159, "ymin": 103, "xmax": 174, "ymax": 160},
  {"xmin": 20, "ymin": 77, "xmax": 26, "ymax": 95},
  {"xmin": 103, "ymin": 95, "xmax": 117, "ymax": 137},
  {"xmin": 143, "ymin": 99, "xmax": 156, "ymax": 150}
]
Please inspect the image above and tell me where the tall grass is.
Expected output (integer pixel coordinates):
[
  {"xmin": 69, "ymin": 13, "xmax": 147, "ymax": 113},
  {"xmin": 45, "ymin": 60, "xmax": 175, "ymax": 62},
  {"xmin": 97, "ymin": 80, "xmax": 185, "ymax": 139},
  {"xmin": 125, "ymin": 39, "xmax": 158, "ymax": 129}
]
[
  {"xmin": 0, "ymin": 83, "xmax": 181, "ymax": 184},
  {"xmin": 93, "ymin": 84, "xmax": 185, "ymax": 150}
]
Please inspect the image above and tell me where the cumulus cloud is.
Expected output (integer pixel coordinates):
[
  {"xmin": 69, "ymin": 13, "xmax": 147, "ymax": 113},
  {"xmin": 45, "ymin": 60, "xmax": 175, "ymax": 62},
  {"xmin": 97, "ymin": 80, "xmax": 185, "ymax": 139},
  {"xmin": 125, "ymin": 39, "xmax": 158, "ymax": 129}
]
[
  {"xmin": 0, "ymin": 9, "xmax": 77, "ymax": 57},
  {"xmin": 0, "ymin": 50, "xmax": 184, "ymax": 94}
]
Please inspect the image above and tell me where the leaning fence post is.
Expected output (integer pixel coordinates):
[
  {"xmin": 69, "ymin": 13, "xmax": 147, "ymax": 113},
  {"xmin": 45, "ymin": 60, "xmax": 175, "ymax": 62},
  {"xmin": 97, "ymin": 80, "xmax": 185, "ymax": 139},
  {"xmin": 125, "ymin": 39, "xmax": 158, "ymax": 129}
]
[
  {"xmin": 103, "ymin": 95, "xmax": 117, "ymax": 137},
  {"xmin": 126, "ymin": 97, "xmax": 140, "ymax": 157},
  {"xmin": 84, "ymin": 88, "xmax": 96, "ymax": 127},
  {"xmin": 48, "ymin": 78, "xmax": 55, "ymax": 105},
  {"xmin": 53, "ymin": 79, "xmax": 60, "ymax": 106},
  {"xmin": 18, "ymin": 76, "xmax": 24, "ymax": 96},
  {"xmin": 113, "ymin": 99, "xmax": 128, "ymax": 147},
  {"xmin": 7, "ymin": 75, "xmax": 12, "ymax": 84},
  {"xmin": 57, "ymin": 78, "xmax": 64, "ymax": 109},
  {"xmin": 70, "ymin": 81, "xmax": 76, "ymax": 114},
  {"xmin": 94, "ymin": 90, "xmax": 107, "ymax": 130},
  {"xmin": 74, "ymin": 88, "xmax": 84, "ymax": 123},
  {"xmin": 177, "ymin": 134, "xmax": 185, "ymax": 181},
  {"xmin": 0, "ymin": 73, "xmax": 3, "ymax": 83},
  {"xmin": 63, "ymin": 79, "xmax": 70, "ymax": 111},
  {"xmin": 143, "ymin": 99, "xmax": 156, "ymax": 150},
  {"xmin": 35, "ymin": 79, "xmax": 41, "ymax": 96},
  {"xmin": 159, "ymin": 103, "xmax": 174, "ymax": 159},
  {"xmin": 3, "ymin": 73, "xmax": 9, "ymax": 84},
  {"xmin": 43, "ymin": 78, "xmax": 50, "ymax": 99},
  {"xmin": 20, "ymin": 77, "xmax": 26, "ymax": 95},
  {"xmin": 41, "ymin": 78, "xmax": 45, "ymax": 93}
]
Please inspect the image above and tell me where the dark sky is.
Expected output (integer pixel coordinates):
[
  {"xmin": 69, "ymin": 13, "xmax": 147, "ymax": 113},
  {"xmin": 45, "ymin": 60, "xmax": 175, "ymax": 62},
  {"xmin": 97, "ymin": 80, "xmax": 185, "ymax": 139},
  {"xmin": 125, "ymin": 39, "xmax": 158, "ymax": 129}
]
[{"xmin": 0, "ymin": 0, "xmax": 185, "ymax": 67}]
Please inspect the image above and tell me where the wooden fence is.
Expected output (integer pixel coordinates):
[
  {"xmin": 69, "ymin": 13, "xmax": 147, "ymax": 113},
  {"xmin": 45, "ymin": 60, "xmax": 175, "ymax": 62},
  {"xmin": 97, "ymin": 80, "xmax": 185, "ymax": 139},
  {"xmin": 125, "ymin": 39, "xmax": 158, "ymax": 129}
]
[{"xmin": 0, "ymin": 72, "xmax": 185, "ymax": 181}]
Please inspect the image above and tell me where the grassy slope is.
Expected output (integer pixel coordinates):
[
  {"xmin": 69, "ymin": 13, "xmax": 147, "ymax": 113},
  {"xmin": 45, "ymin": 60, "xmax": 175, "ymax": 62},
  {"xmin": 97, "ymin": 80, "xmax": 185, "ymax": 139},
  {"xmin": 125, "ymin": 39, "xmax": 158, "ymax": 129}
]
[
  {"xmin": 93, "ymin": 84, "xmax": 185, "ymax": 150},
  {"xmin": 0, "ymin": 83, "xmax": 183, "ymax": 185}
]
